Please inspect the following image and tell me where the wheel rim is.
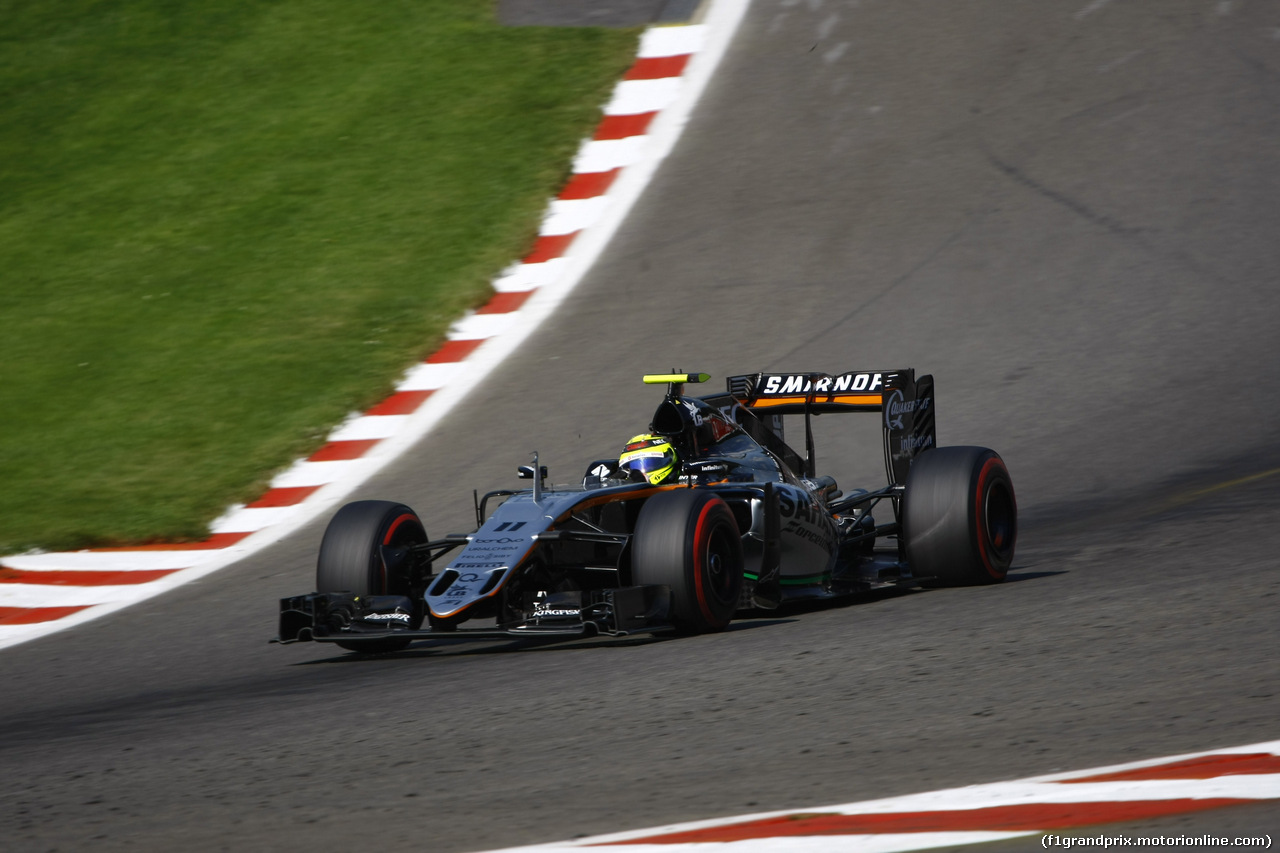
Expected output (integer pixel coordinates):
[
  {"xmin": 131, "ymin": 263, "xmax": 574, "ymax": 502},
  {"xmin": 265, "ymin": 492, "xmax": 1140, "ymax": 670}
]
[
  {"xmin": 700, "ymin": 518, "xmax": 739, "ymax": 608},
  {"xmin": 378, "ymin": 512, "xmax": 425, "ymax": 595},
  {"xmin": 971, "ymin": 457, "xmax": 1016, "ymax": 579},
  {"xmin": 982, "ymin": 479, "xmax": 1016, "ymax": 564}
]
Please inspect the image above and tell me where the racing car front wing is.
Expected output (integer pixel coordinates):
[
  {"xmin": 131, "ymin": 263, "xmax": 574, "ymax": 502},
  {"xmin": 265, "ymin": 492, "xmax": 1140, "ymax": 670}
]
[{"xmin": 275, "ymin": 584, "xmax": 674, "ymax": 645}]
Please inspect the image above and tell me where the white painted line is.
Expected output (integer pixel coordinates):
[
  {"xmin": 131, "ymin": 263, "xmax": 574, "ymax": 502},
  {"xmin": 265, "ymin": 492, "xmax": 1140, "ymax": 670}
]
[
  {"xmin": 447, "ymin": 312, "xmax": 519, "ymax": 340},
  {"xmin": 328, "ymin": 414, "xmax": 410, "ymax": 441},
  {"xmin": 396, "ymin": 361, "xmax": 462, "ymax": 392},
  {"xmin": 209, "ymin": 505, "xmax": 304, "ymax": 534},
  {"xmin": 476, "ymin": 739, "xmax": 1280, "ymax": 852},
  {"xmin": 270, "ymin": 459, "xmax": 377, "ymax": 488},
  {"xmin": 1, "ymin": 551, "xmax": 210, "ymax": 571},
  {"xmin": 487, "ymin": 832, "xmax": 1034, "ymax": 853},
  {"xmin": 538, "ymin": 197, "xmax": 610, "ymax": 236},
  {"xmin": 0, "ymin": 623, "xmax": 79, "ymax": 646},
  {"xmin": 639, "ymin": 24, "xmax": 707, "ymax": 57},
  {"xmin": 492, "ymin": 258, "xmax": 568, "ymax": 292},
  {"xmin": 603, "ymin": 77, "xmax": 684, "ymax": 116},
  {"xmin": 572, "ymin": 136, "xmax": 650, "ymax": 173},
  {"xmin": 0, "ymin": 583, "xmax": 174, "ymax": 608},
  {"xmin": 807, "ymin": 775, "xmax": 1280, "ymax": 812}
]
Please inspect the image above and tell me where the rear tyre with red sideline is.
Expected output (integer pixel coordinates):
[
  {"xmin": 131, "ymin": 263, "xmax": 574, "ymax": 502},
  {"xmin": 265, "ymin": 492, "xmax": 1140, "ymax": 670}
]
[
  {"xmin": 903, "ymin": 446, "xmax": 1016, "ymax": 586},
  {"xmin": 632, "ymin": 490, "xmax": 743, "ymax": 634}
]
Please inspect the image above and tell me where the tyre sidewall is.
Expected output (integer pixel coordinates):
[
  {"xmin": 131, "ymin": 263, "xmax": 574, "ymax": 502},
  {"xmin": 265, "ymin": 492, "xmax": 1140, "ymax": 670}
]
[
  {"xmin": 971, "ymin": 453, "xmax": 1016, "ymax": 581},
  {"xmin": 316, "ymin": 500, "xmax": 427, "ymax": 652},
  {"xmin": 317, "ymin": 500, "xmax": 424, "ymax": 597},
  {"xmin": 904, "ymin": 447, "xmax": 1016, "ymax": 585},
  {"xmin": 686, "ymin": 495, "xmax": 743, "ymax": 629},
  {"xmin": 633, "ymin": 490, "xmax": 743, "ymax": 632}
]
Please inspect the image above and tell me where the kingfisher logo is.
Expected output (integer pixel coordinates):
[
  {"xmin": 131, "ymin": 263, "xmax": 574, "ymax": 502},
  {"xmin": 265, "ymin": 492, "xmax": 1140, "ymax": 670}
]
[
  {"xmin": 532, "ymin": 604, "xmax": 580, "ymax": 619},
  {"xmin": 360, "ymin": 612, "xmax": 410, "ymax": 623}
]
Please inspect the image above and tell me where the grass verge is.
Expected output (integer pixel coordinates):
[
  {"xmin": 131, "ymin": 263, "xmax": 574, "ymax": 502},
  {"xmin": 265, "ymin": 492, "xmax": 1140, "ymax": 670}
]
[{"xmin": 0, "ymin": 0, "xmax": 637, "ymax": 552}]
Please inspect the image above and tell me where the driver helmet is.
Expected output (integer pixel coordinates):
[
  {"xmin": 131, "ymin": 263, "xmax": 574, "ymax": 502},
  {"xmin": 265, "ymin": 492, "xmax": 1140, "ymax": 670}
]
[{"xmin": 618, "ymin": 434, "xmax": 679, "ymax": 485}]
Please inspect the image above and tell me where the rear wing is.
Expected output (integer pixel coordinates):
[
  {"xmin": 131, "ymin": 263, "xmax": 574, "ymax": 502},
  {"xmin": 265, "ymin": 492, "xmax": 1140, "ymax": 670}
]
[{"xmin": 715, "ymin": 370, "xmax": 936, "ymax": 485}]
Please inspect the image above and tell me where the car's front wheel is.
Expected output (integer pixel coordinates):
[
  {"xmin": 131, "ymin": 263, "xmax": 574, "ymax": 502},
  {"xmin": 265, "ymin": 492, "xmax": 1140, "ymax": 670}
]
[
  {"xmin": 316, "ymin": 500, "xmax": 428, "ymax": 652},
  {"xmin": 632, "ymin": 490, "xmax": 743, "ymax": 633}
]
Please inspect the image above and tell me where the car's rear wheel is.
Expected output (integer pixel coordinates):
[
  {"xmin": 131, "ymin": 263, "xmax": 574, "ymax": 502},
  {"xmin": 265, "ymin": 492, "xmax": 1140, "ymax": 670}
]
[
  {"xmin": 317, "ymin": 500, "xmax": 428, "ymax": 652},
  {"xmin": 903, "ymin": 446, "xmax": 1016, "ymax": 585},
  {"xmin": 632, "ymin": 490, "xmax": 743, "ymax": 633}
]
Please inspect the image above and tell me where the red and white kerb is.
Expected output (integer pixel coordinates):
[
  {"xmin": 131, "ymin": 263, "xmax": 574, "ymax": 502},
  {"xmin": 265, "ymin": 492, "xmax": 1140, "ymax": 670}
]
[
  {"xmin": 479, "ymin": 740, "xmax": 1280, "ymax": 852},
  {"xmin": 0, "ymin": 23, "xmax": 715, "ymax": 650}
]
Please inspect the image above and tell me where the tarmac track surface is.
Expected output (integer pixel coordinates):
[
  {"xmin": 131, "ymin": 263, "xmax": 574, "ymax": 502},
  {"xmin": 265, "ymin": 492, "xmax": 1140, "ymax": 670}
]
[{"xmin": 3, "ymin": 2, "xmax": 1279, "ymax": 851}]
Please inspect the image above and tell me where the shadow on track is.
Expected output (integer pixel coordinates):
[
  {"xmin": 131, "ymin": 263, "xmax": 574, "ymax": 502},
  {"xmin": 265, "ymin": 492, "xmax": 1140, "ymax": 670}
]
[
  {"xmin": 294, "ymin": 569, "xmax": 1068, "ymax": 664},
  {"xmin": 1003, "ymin": 570, "xmax": 1068, "ymax": 583},
  {"xmin": 294, "ymin": 617, "xmax": 803, "ymax": 664},
  {"xmin": 295, "ymin": 574, "xmax": 1064, "ymax": 665}
]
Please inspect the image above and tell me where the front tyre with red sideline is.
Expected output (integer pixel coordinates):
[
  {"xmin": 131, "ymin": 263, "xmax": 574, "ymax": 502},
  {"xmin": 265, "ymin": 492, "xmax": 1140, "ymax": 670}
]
[
  {"xmin": 632, "ymin": 490, "xmax": 743, "ymax": 633},
  {"xmin": 316, "ymin": 500, "xmax": 428, "ymax": 652}
]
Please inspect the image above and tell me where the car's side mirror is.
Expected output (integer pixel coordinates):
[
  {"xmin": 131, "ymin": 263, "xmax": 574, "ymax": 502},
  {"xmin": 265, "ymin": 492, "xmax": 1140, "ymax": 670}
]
[{"xmin": 517, "ymin": 465, "xmax": 548, "ymax": 480}]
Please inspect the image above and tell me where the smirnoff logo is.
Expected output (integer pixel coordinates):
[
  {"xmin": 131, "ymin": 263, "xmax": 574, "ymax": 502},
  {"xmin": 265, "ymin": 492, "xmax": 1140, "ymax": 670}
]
[{"xmin": 760, "ymin": 373, "xmax": 884, "ymax": 395}]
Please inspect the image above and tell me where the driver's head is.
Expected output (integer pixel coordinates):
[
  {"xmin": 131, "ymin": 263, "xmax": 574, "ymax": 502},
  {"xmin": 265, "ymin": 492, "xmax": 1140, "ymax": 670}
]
[{"xmin": 618, "ymin": 434, "xmax": 679, "ymax": 485}]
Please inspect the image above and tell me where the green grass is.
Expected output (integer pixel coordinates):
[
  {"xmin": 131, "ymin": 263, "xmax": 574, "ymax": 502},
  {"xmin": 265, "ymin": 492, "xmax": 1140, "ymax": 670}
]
[{"xmin": 0, "ymin": 0, "xmax": 637, "ymax": 552}]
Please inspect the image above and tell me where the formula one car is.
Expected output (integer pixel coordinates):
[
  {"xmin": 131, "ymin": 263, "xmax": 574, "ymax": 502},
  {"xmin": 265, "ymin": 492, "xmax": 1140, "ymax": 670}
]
[{"xmin": 276, "ymin": 370, "xmax": 1016, "ymax": 652}]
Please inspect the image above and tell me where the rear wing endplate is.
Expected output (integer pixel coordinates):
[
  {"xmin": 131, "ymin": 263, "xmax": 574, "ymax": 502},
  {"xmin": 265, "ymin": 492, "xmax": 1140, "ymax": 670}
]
[{"xmin": 721, "ymin": 370, "xmax": 936, "ymax": 485}]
